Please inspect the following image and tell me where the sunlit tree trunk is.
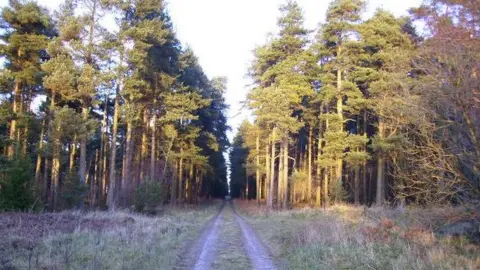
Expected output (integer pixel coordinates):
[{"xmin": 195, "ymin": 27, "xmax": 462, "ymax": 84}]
[
  {"xmin": 178, "ymin": 148, "xmax": 184, "ymax": 202},
  {"xmin": 140, "ymin": 109, "xmax": 148, "ymax": 181},
  {"xmin": 35, "ymin": 119, "xmax": 46, "ymax": 187},
  {"xmin": 256, "ymin": 134, "xmax": 260, "ymax": 203},
  {"xmin": 278, "ymin": 139, "xmax": 284, "ymax": 207},
  {"xmin": 69, "ymin": 134, "xmax": 77, "ymax": 172},
  {"xmin": 307, "ymin": 126, "xmax": 313, "ymax": 203},
  {"xmin": 150, "ymin": 110, "xmax": 157, "ymax": 180},
  {"xmin": 362, "ymin": 110, "xmax": 368, "ymax": 204},
  {"xmin": 376, "ymin": 119, "xmax": 385, "ymax": 205},
  {"xmin": 336, "ymin": 45, "xmax": 344, "ymax": 191},
  {"xmin": 99, "ymin": 87, "xmax": 109, "ymax": 202},
  {"xmin": 107, "ymin": 86, "xmax": 119, "ymax": 210},
  {"xmin": 265, "ymin": 140, "xmax": 269, "ymax": 203},
  {"xmin": 171, "ymin": 159, "xmax": 178, "ymax": 204},
  {"xmin": 122, "ymin": 120, "xmax": 133, "ymax": 206},
  {"xmin": 268, "ymin": 128, "xmax": 276, "ymax": 209},
  {"xmin": 282, "ymin": 139, "xmax": 288, "ymax": 209},
  {"xmin": 354, "ymin": 166, "xmax": 360, "ymax": 205},
  {"xmin": 78, "ymin": 106, "xmax": 89, "ymax": 208},
  {"xmin": 8, "ymin": 74, "xmax": 21, "ymax": 157}
]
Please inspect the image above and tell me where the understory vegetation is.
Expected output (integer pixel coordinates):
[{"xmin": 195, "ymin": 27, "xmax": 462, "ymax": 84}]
[
  {"xmin": 238, "ymin": 201, "xmax": 480, "ymax": 269},
  {"xmin": 0, "ymin": 202, "xmax": 220, "ymax": 269}
]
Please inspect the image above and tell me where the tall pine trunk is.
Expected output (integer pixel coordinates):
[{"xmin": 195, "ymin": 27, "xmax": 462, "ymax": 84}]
[
  {"xmin": 99, "ymin": 87, "xmax": 109, "ymax": 201},
  {"xmin": 362, "ymin": 110, "xmax": 368, "ymax": 204},
  {"xmin": 265, "ymin": 140, "xmax": 269, "ymax": 203},
  {"xmin": 336, "ymin": 45, "xmax": 344, "ymax": 193},
  {"xmin": 354, "ymin": 166, "xmax": 360, "ymax": 205},
  {"xmin": 376, "ymin": 119, "xmax": 385, "ymax": 205},
  {"xmin": 178, "ymin": 148, "xmax": 184, "ymax": 202},
  {"xmin": 307, "ymin": 126, "xmax": 313, "ymax": 203},
  {"xmin": 122, "ymin": 120, "xmax": 133, "ymax": 206},
  {"xmin": 268, "ymin": 129, "xmax": 276, "ymax": 209},
  {"xmin": 78, "ymin": 106, "xmax": 88, "ymax": 208},
  {"xmin": 150, "ymin": 111, "xmax": 157, "ymax": 180},
  {"xmin": 316, "ymin": 120, "xmax": 323, "ymax": 207},
  {"xmin": 278, "ymin": 139, "xmax": 283, "ymax": 207},
  {"xmin": 282, "ymin": 139, "xmax": 288, "ymax": 209},
  {"xmin": 35, "ymin": 119, "xmax": 46, "ymax": 187},
  {"xmin": 140, "ymin": 109, "xmax": 148, "ymax": 181},
  {"xmin": 69, "ymin": 134, "xmax": 77, "ymax": 172},
  {"xmin": 107, "ymin": 86, "xmax": 119, "ymax": 209},
  {"xmin": 8, "ymin": 74, "xmax": 21, "ymax": 157},
  {"xmin": 256, "ymin": 134, "xmax": 260, "ymax": 203}
]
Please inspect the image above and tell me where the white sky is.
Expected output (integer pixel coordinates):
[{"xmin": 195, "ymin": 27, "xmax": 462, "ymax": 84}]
[{"xmin": 0, "ymin": 0, "xmax": 422, "ymax": 141}]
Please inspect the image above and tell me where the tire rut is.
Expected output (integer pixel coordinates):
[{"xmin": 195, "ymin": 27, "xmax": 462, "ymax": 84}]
[
  {"xmin": 183, "ymin": 201, "xmax": 277, "ymax": 270},
  {"xmin": 232, "ymin": 202, "xmax": 278, "ymax": 270}
]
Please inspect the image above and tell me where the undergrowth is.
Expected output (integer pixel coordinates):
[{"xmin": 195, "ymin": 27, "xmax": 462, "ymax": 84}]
[
  {"xmin": 237, "ymin": 201, "xmax": 480, "ymax": 270},
  {"xmin": 0, "ymin": 202, "xmax": 220, "ymax": 269}
]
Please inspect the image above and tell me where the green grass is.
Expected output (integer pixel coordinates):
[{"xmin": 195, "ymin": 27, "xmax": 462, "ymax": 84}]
[
  {"xmin": 237, "ymin": 201, "xmax": 480, "ymax": 270},
  {"xmin": 1, "ymin": 203, "xmax": 220, "ymax": 269}
]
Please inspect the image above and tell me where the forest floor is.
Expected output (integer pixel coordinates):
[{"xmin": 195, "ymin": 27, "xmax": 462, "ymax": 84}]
[
  {"xmin": 237, "ymin": 201, "xmax": 480, "ymax": 270},
  {"xmin": 0, "ymin": 202, "xmax": 220, "ymax": 269}
]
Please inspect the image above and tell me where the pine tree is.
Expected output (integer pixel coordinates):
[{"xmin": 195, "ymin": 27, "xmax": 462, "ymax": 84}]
[
  {"xmin": 357, "ymin": 10, "xmax": 414, "ymax": 205},
  {"xmin": 248, "ymin": 0, "xmax": 312, "ymax": 208},
  {"xmin": 316, "ymin": 0, "xmax": 366, "ymax": 204},
  {"xmin": 0, "ymin": 0, "xmax": 53, "ymax": 157}
]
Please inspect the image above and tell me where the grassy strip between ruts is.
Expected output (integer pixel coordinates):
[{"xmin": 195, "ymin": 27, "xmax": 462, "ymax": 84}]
[
  {"xmin": 237, "ymin": 201, "xmax": 480, "ymax": 270},
  {"xmin": 0, "ymin": 201, "xmax": 221, "ymax": 269},
  {"xmin": 211, "ymin": 204, "xmax": 252, "ymax": 270}
]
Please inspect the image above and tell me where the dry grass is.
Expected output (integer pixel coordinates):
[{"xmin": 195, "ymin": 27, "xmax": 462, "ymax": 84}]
[
  {"xmin": 0, "ymin": 202, "xmax": 221, "ymax": 269},
  {"xmin": 211, "ymin": 204, "xmax": 251, "ymax": 270},
  {"xmin": 237, "ymin": 201, "xmax": 480, "ymax": 270}
]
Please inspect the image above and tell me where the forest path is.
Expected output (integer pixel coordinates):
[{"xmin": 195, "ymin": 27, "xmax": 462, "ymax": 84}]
[{"xmin": 181, "ymin": 201, "xmax": 277, "ymax": 270}]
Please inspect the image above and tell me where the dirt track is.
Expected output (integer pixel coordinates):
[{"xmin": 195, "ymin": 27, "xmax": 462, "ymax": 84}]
[{"xmin": 182, "ymin": 201, "xmax": 277, "ymax": 270}]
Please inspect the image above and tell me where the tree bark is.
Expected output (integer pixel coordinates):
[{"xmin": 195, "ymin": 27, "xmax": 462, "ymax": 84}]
[
  {"xmin": 69, "ymin": 134, "xmax": 77, "ymax": 172},
  {"xmin": 178, "ymin": 148, "xmax": 184, "ymax": 202},
  {"xmin": 78, "ymin": 106, "xmax": 89, "ymax": 208},
  {"xmin": 8, "ymin": 76, "xmax": 21, "ymax": 157},
  {"xmin": 268, "ymin": 128, "xmax": 276, "ymax": 209},
  {"xmin": 336, "ymin": 45, "xmax": 344, "ymax": 192},
  {"xmin": 362, "ymin": 110, "xmax": 368, "ymax": 204},
  {"xmin": 282, "ymin": 139, "xmax": 288, "ymax": 209},
  {"xmin": 99, "ymin": 86, "xmax": 109, "ymax": 202},
  {"xmin": 354, "ymin": 167, "xmax": 360, "ymax": 205},
  {"xmin": 256, "ymin": 134, "xmax": 260, "ymax": 203},
  {"xmin": 376, "ymin": 119, "xmax": 385, "ymax": 205},
  {"xmin": 35, "ymin": 119, "xmax": 46, "ymax": 187},
  {"xmin": 307, "ymin": 126, "xmax": 313, "ymax": 203},
  {"xmin": 150, "ymin": 111, "xmax": 157, "ymax": 180},
  {"xmin": 107, "ymin": 86, "xmax": 119, "ymax": 210},
  {"xmin": 278, "ymin": 139, "xmax": 283, "ymax": 207},
  {"xmin": 316, "ymin": 120, "xmax": 323, "ymax": 207},
  {"xmin": 265, "ymin": 139, "xmax": 269, "ymax": 203},
  {"xmin": 122, "ymin": 120, "xmax": 133, "ymax": 206},
  {"xmin": 140, "ymin": 109, "xmax": 148, "ymax": 181}
]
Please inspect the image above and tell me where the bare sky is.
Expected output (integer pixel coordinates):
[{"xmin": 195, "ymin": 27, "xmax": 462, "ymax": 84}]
[{"xmin": 0, "ymin": 0, "xmax": 422, "ymax": 140}]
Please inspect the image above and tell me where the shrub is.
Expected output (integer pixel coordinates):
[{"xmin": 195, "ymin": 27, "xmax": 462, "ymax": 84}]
[
  {"xmin": 60, "ymin": 171, "xmax": 87, "ymax": 209},
  {"xmin": 134, "ymin": 179, "xmax": 166, "ymax": 213},
  {"xmin": 0, "ymin": 155, "xmax": 35, "ymax": 211}
]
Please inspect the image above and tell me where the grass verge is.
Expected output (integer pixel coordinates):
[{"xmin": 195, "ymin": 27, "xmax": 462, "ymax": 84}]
[
  {"xmin": 0, "ymin": 202, "xmax": 220, "ymax": 269},
  {"xmin": 237, "ymin": 201, "xmax": 480, "ymax": 270}
]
